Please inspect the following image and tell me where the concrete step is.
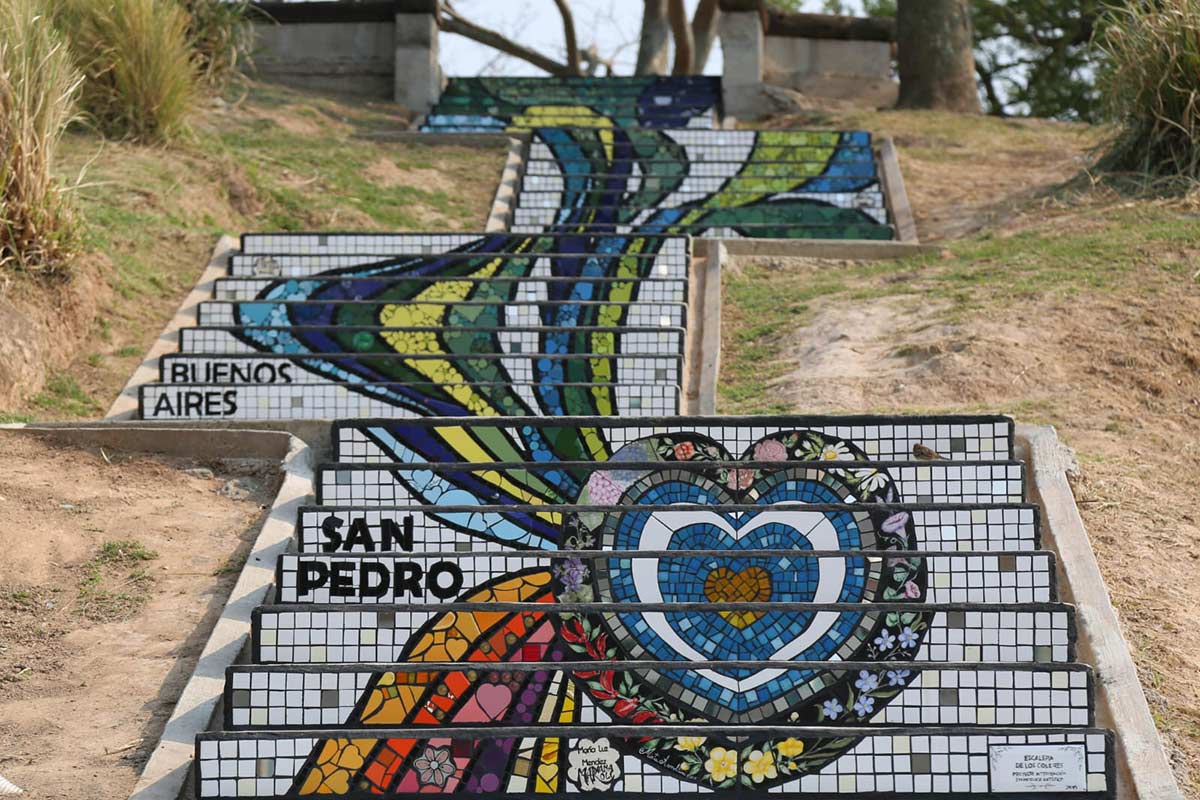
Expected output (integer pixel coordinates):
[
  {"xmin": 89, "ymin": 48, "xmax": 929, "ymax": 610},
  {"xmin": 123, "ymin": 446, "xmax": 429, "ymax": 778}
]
[
  {"xmin": 227, "ymin": 253, "xmax": 693, "ymax": 280},
  {"xmin": 237, "ymin": 232, "xmax": 691, "ymax": 257},
  {"xmin": 194, "ymin": 300, "xmax": 688, "ymax": 328},
  {"xmin": 176, "ymin": 327, "xmax": 687, "ymax": 357},
  {"xmin": 273, "ymin": 551, "xmax": 1056, "ymax": 606},
  {"xmin": 221, "ymin": 662, "xmax": 1093, "ymax": 730},
  {"xmin": 139, "ymin": 382, "xmax": 682, "ymax": 421},
  {"xmin": 295, "ymin": 503, "xmax": 1042, "ymax": 555},
  {"xmin": 213, "ymin": 277, "xmax": 689, "ymax": 302},
  {"xmin": 510, "ymin": 222, "xmax": 897, "ymax": 240},
  {"xmin": 193, "ymin": 727, "xmax": 1112, "ymax": 798},
  {"xmin": 250, "ymin": 602, "xmax": 1078, "ymax": 666},
  {"xmin": 158, "ymin": 353, "xmax": 684, "ymax": 388},
  {"xmin": 331, "ymin": 416, "xmax": 1016, "ymax": 464},
  {"xmin": 312, "ymin": 459, "xmax": 1026, "ymax": 506}
]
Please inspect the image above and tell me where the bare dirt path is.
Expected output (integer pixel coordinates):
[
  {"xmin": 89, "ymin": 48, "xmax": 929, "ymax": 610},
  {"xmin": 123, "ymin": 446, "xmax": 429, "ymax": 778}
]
[{"xmin": 0, "ymin": 433, "xmax": 279, "ymax": 799}]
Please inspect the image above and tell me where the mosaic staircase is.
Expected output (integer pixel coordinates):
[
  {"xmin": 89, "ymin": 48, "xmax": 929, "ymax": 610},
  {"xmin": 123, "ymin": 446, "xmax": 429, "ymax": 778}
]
[
  {"xmin": 138, "ymin": 232, "xmax": 693, "ymax": 420},
  {"xmin": 194, "ymin": 416, "xmax": 1114, "ymax": 797},
  {"xmin": 424, "ymin": 76, "xmax": 898, "ymax": 240},
  {"xmin": 121, "ymin": 74, "xmax": 1113, "ymax": 796}
]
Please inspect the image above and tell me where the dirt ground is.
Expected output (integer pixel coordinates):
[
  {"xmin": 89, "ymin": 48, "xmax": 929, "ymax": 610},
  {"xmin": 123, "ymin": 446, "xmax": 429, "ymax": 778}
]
[
  {"xmin": 0, "ymin": 433, "xmax": 279, "ymax": 799},
  {"xmin": 782, "ymin": 268, "xmax": 1196, "ymax": 770},
  {"xmin": 738, "ymin": 259, "xmax": 1200, "ymax": 791}
]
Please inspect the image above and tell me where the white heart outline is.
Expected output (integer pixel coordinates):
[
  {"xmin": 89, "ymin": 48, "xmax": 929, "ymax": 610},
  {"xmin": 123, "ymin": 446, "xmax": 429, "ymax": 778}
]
[{"xmin": 623, "ymin": 508, "xmax": 853, "ymax": 692}]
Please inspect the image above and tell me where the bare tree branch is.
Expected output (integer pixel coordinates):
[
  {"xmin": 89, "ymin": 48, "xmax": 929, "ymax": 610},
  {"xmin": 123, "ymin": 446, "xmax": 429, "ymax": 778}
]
[
  {"xmin": 440, "ymin": 2, "xmax": 571, "ymax": 76},
  {"xmin": 668, "ymin": 0, "xmax": 694, "ymax": 74},
  {"xmin": 551, "ymin": 0, "xmax": 582, "ymax": 75},
  {"xmin": 691, "ymin": 0, "xmax": 720, "ymax": 73}
]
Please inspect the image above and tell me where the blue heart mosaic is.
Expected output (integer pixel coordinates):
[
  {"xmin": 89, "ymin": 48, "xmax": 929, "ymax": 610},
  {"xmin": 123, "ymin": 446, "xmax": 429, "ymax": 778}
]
[
  {"xmin": 596, "ymin": 475, "xmax": 878, "ymax": 717},
  {"xmin": 556, "ymin": 430, "xmax": 928, "ymax": 728}
]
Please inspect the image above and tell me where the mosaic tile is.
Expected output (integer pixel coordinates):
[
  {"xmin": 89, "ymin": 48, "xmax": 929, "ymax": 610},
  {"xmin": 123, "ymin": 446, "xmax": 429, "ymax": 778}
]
[
  {"xmin": 194, "ymin": 729, "xmax": 1113, "ymax": 798},
  {"xmin": 333, "ymin": 416, "xmax": 1016, "ymax": 463},
  {"xmin": 139, "ymin": 382, "xmax": 681, "ymax": 420},
  {"xmin": 226, "ymin": 254, "xmax": 690, "ymax": 281},
  {"xmin": 222, "ymin": 663, "xmax": 1093, "ymax": 730},
  {"xmin": 195, "ymin": 300, "xmax": 689, "ymax": 328},
  {"xmin": 294, "ymin": 504, "xmax": 1041, "ymax": 555},
  {"xmin": 250, "ymin": 603, "xmax": 1077, "ymax": 666},
  {"xmin": 510, "ymin": 222, "xmax": 896, "ymax": 240},
  {"xmin": 238, "ymin": 232, "xmax": 691, "ymax": 257},
  {"xmin": 177, "ymin": 326, "xmax": 687, "ymax": 358},
  {"xmin": 313, "ymin": 460, "xmax": 1026, "ymax": 508},
  {"xmin": 416, "ymin": 75, "xmax": 890, "ymax": 241},
  {"xmin": 213, "ymin": 277, "xmax": 689, "ymax": 304},
  {"xmin": 273, "ymin": 551, "xmax": 1055, "ymax": 606},
  {"xmin": 154, "ymin": 355, "xmax": 683, "ymax": 420}
]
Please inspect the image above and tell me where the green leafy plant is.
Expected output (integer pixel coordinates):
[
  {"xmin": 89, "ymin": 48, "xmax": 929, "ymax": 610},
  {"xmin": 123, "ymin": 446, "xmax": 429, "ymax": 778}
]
[
  {"xmin": 1095, "ymin": 0, "xmax": 1200, "ymax": 183},
  {"xmin": 0, "ymin": 0, "xmax": 82, "ymax": 275},
  {"xmin": 53, "ymin": 0, "xmax": 199, "ymax": 142}
]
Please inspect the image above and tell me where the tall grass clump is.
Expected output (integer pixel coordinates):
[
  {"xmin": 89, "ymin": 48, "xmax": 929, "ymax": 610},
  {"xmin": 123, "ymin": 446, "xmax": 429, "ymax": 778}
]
[
  {"xmin": 1095, "ymin": 0, "xmax": 1200, "ymax": 184},
  {"xmin": 54, "ymin": 0, "xmax": 199, "ymax": 142},
  {"xmin": 0, "ymin": 0, "xmax": 82, "ymax": 275},
  {"xmin": 180, "ymin": 0, "xmax": 255, "ymax": 88}
]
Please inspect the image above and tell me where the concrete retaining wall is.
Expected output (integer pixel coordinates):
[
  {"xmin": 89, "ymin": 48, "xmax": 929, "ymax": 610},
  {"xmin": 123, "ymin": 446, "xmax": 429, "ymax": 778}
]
[{"xmin": 249, "ymin": 1, "xmax": 442, "ymax": 111}]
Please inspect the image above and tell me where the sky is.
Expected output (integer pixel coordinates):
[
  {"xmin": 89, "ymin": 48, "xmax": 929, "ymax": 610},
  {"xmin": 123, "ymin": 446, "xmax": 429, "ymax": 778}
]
[
  {"xmin": 439, "ymin": 0, "xmax": 727, "ymax": 77},
  {"xmin": 437, "ymin": 0, "xmax": 861, "ymax": 77}
]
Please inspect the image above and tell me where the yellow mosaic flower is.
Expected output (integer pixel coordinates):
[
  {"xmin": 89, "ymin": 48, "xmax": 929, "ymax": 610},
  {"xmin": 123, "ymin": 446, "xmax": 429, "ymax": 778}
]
[
  {"xmin": 674, "ymin": 736, "xmax": 707, "ymax": 752},
  {"xmin": 704, "ymin": 746, "xmax": 738, "ymax": 782},
  {"xmin": 744, "ymin": 749, "xmax": 777, "ymax": 784},
  {"xmin": 777, "ymin": 738, "xmax": 806, "ymax": 758}
]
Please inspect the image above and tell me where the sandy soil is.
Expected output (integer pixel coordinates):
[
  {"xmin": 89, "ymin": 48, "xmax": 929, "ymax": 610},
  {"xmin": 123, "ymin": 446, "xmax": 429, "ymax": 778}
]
[
  {"xmin": 724, "ymin": 249, "xmax": 1200, "ymax": 792},
  {"xmin": 0, "ymin": 433, "xmax": 279, "ymax": 799}
]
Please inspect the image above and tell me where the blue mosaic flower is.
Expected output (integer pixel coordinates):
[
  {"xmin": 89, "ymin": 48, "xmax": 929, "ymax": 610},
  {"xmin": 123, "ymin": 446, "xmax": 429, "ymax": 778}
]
[
  {"xmin": 873, "ymin": 629, "xmax": 896, "ymax": 650},
  {"xmin": 898, "ymin": 626, "xmax": 919, "ymax": 649},
  {"xmin": 853, "ymin": 695, "xmax": 876, "ymax": 716},
  {"xmin": 886, "ymin": 669, "xmax": 911, "ymax": 686},
  {"xmin": 854, "ymin": 671, "xmax": 879, "ymax": 692},
  {"xmin": 822, "ymin": 698, "xmax": 844, "ymax": 719}
]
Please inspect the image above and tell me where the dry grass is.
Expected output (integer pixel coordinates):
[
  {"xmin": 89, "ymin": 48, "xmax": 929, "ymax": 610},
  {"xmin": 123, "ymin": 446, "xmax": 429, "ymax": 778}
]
[
  {"xmin": 53, "ymin": 0, "xmax": 199, "ymax": 142},
  {"xmin": 1096, "ymin": 0, "xmax": 1200, "ymax": 183},
  {"xmin": 0, "ymin": 0, "xmax": 82, "ymax": 275},
  {"xmin": 181, "ymin": 0, "xmax": 255, "ymax": 88}
]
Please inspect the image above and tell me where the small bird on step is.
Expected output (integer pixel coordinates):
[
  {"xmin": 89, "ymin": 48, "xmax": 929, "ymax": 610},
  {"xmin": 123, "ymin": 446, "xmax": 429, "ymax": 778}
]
[{"xmin": 912, "ymin": 443, "xmax": 944, "ymax": 460}]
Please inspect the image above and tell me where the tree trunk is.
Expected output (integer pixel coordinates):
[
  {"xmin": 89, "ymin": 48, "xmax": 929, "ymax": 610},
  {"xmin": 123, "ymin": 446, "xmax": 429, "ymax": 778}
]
[
  {"xmin": 896, "ymin": 0, "xmax": 980, "ymax": 112},
  {"xmin": 691, "ymin": 0, "xmax": 720, "ymax": 73},
  {"xmin": 635, "ymin": 0, "xmax": 671, "ymax": 76},
  {"xmin": 668, "ymin": 0, "xmax": 694, "ymax": 74}
]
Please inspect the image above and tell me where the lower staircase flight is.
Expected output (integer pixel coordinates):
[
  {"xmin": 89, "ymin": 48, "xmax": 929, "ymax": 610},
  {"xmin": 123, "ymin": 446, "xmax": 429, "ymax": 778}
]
[{"xmin": 192, "ymin": 416, "xmax": 1113, "ymax": 798}]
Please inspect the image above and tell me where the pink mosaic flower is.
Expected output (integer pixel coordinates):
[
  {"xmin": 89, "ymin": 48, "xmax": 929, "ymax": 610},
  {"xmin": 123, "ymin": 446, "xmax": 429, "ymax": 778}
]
[{"xmin": 753, "ymin": 439, "xmax": 788, "ymax": 462}]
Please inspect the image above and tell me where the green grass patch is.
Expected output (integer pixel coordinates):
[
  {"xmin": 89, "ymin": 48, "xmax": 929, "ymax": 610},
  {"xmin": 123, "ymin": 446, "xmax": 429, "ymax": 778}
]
[
  {"xmin": 76, "ymin": 539, "xmax": 159, "ymax": 622},
  {"xmin": 29, "ymin": 372, "xmax": 101, "ymax": 417},
  {"xmin": 719, "ymin": 202, "xmax": 1197, "ymax": 413}
]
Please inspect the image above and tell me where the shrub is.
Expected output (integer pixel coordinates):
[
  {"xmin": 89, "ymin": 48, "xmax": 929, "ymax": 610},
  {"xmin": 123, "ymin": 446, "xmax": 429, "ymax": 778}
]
[
  {"xmin": 54, "ymin": 0, "xmax": 200, "ymax": 142},
  {"xmin": 181, "ymin": 0, "xmax": 255, "ymax": 88},
  {"xmin": 1095, "ymin": 0, "xmax": 1200, "ymax": 183},
  {"xmin": 0, "ymin": 0, "xmax": 82, "ymax": 275}
]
